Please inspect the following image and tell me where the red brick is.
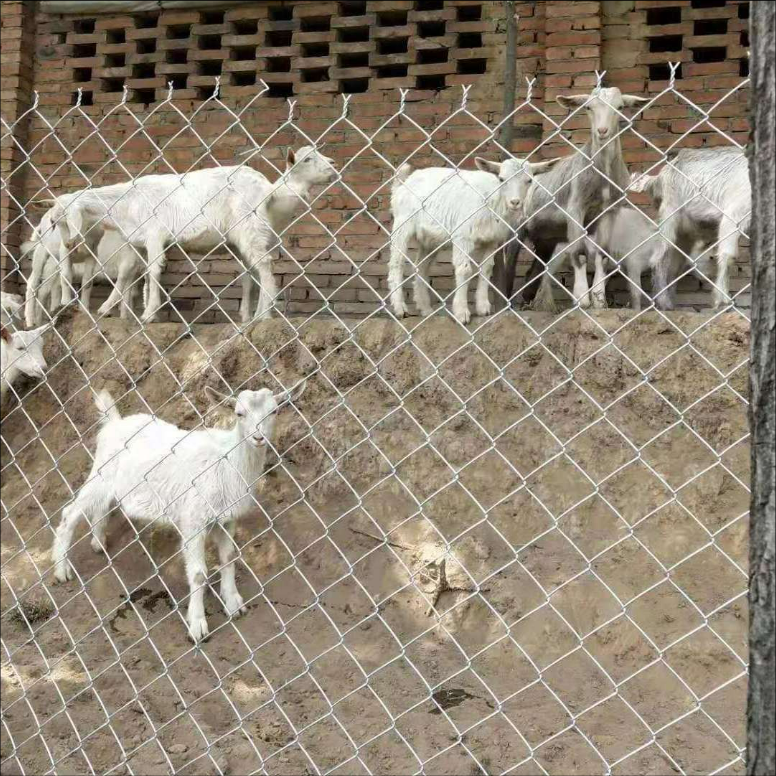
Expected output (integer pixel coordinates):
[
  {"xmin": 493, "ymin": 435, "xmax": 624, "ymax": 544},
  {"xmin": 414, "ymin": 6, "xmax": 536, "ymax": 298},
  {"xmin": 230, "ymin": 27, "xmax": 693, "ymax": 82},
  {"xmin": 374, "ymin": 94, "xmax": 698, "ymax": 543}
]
[
  {"xmin": 574, "ymin": 46, "xmax": 600, "ymax": 59},
  {"xmin": 157, "ymin": 10, "xmax": 201, "ymax": 25},
  {"xmin": 683, "ymin": 61, "xmax": 739, "ymax": 78},
  {"xmin": 546, "ymin": 31, "xmax": 601, "ymax": 46},
  {"xmin": 546, "ymin": 3, "xmax": 601, "ymax": 18},
  {"xmin": 546, "ymin": 58, "xmax": 601, "ymax": 74}
]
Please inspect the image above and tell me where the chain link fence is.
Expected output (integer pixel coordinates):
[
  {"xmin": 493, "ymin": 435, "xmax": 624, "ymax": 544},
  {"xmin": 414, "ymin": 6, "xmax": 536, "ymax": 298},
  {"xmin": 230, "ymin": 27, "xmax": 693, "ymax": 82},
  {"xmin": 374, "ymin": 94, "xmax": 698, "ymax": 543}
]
[{"xmin": 1, "ymin": 70, "xmax": 752, "ymax": 776}]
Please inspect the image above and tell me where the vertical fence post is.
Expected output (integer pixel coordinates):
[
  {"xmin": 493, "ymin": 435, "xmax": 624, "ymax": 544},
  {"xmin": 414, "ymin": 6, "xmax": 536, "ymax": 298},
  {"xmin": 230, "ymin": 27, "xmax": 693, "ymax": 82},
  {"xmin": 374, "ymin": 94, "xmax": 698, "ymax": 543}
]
[
  {"xmin": 493, "ymin": 0, "xmax": 518, "ymax": 308},
  {"xmin": 747, "ymin": 2, "xmax": 775, "ymax": 775}
]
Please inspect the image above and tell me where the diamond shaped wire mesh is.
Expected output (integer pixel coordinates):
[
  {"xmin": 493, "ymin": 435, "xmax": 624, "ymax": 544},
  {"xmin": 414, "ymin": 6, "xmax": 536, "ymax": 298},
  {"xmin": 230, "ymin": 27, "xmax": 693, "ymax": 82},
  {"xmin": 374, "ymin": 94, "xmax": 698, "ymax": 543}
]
[{"xmin": 1, "ymin": 72, "xmax": 751, "ymax": 776}]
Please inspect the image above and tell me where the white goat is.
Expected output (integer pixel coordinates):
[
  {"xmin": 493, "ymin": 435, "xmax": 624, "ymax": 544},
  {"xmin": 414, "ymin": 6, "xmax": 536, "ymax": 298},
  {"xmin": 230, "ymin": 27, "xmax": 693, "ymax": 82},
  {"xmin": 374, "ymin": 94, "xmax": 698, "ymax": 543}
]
[
  {"xmin": 23, "ymin": 226, "xmax": 144, "ymax": 326},
  {"xmin": 547, "ymin": 207, "xmax": 710, "ymax": 311},
  {"xmin": 388, "ymin": 155, "xmax": 562, "ymax": 324},
  {"xmin": 507, "ymin": 86, "xmax": 651, "ymax": 312},
  {"xmin": 25, "ymin": 192, "xmax": 101, "ymax": 324},
  {"xmin": 52, "ymin": 381, "xmax": 306, "ymax": 641},
  {"xmin": 1, "ymin": 322, "xmax": 52, "ymax": 405},
  {"xmin": 52, "ymin": 146, "xmax": 336, "ymax": 324},
  {"xmin": 628, "ymin": 147, "xmax": 750, "ymax": 310}
]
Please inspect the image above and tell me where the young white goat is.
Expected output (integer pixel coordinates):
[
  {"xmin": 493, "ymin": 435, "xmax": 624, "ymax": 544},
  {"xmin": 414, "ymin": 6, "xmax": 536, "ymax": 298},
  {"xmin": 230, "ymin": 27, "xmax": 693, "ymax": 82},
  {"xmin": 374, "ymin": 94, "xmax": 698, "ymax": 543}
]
[
  {"xmin": 388, "ymin": 155, "xmax": 562, "ymax": 324},
  {"xmin": 52, "ymin": 381, "xmax": 306, "ymax": 642},
  {"xmin": 546, "ymin": 207, "xmax": 710, "ymax": 310},
  {"xmin": 628, "ymin": 147, "xmax": 750, "ymax": 310},
  {"xmin": 507, "ymin": 86, "xmax": 651, "ymax": 311},
  {"xmin": 1, "ymin": 322, "xmax": 51, "ymax": 405},
  {"xmin": 23, "ymin": 225, "xmax": 144, "ymax": 326},
  {"xmin": 53, "ymin": 146, "xmax": 336, "ymax": 323}
]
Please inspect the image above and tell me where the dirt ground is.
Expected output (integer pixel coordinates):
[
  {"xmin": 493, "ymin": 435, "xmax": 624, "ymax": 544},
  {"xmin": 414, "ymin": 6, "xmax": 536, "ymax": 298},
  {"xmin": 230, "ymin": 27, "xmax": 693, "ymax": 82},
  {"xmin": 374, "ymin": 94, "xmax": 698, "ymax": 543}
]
[{"xmin": 1, "ymin": 309, "xmax": 750, "ymax": 776}]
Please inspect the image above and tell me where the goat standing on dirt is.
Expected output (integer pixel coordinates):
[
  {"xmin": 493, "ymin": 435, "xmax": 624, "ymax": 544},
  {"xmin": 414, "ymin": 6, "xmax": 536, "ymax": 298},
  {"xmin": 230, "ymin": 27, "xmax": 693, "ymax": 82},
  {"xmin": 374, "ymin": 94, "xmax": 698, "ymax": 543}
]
[
  {"xmin": 51, "ymin": 381, "xmax": 306, "ymax": 642},
  {"xmin": 544, "ymin": 207, "xmax": 711, "ymax": 311},
  {"xmin": 23, "ymin": 223, "xmax": 144, "ymax": 327},
  {"xmin": 51, "ymin": 146, "xmax": 336, "ymax": 324},
  {"xmin": 388, "ymin": 155, "xmax": 562, "ymax": 324},
  {"xmin": 629, "ymin": 147, "xmax": 750, "ymax": 310},
  {"xmin": 505, "ymin": 86, "xmax": 651, "ymax": 312}
]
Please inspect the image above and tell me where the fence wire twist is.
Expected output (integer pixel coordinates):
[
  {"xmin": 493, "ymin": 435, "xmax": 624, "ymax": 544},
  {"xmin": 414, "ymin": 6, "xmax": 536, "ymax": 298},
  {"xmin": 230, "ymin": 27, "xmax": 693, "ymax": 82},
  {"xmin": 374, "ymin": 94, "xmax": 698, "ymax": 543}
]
[{"xmin": 1, "ymin": 72, "xmax": 751, "ymax": 776}]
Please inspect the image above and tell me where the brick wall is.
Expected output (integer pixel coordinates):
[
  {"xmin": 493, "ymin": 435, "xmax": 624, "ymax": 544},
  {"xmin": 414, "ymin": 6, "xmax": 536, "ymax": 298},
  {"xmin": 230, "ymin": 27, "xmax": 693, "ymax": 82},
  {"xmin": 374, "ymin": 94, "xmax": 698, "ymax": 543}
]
[
  {"xmin": 1, "ymin": 0, "xmax": 38, "ymax": 292},
  {"xmin": 0, "ymin": 0, "xmax": 752, "ymax": 319}
]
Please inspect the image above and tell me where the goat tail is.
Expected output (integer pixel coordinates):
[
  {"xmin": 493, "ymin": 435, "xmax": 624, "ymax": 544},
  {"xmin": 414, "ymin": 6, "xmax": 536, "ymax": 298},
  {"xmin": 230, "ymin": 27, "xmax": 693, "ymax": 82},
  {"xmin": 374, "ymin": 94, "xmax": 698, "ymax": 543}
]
[
  {"xmin": 94, "ymin": 389, "xmax": 121, "ymax": 426},
  {"xmin": 393, "ymin": 163, "xmax": 413, "ymax": 189}
]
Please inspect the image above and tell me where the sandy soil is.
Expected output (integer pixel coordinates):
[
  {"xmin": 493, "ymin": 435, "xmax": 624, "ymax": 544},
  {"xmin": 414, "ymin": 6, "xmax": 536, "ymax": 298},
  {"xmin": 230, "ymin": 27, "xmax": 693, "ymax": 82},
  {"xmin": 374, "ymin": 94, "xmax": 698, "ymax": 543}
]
[{"xmin": 1, "ymin": 309, "xmax": 750, "ymax": 775}]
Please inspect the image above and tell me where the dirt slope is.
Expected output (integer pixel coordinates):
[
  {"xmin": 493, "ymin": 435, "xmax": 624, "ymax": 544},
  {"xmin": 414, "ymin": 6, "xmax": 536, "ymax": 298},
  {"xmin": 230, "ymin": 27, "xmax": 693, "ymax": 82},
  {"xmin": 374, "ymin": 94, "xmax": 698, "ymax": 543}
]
[{"xmin": 1, "ymin": 310, "xmax": 750, "ymax": 775}]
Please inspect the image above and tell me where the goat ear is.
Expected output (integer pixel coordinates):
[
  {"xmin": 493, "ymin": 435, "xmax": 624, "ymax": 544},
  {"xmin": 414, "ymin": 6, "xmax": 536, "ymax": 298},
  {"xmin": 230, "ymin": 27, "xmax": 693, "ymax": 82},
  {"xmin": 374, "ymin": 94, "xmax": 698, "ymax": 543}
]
[
  {"xmin": 622, "ymin": 95, "xmax": 651, "ymax": 109},
  {"xmin": 475, "ymin": 157, "xmax": 501, "ymax": 175},
  {"xmin": 205, "ymin": 386, "xmax": 237, "ymax": 409},
  {"xmin": 0, "ymin": 326, "xmax": 10, "ymax": 343},
  {"xmin": 289, "ymin": 379, "xmax": 306, "ymax": 403},
  {"xmin": 275, "ymin": 379, "xmax": 306, "ymax": 407},
  {"xmin": 557, "ymin": 94, "xmax": 587, "ymax": 110},
  {"xmin": 527, "ymin": 156, "xmax": 564, "ymax": 174},
  {"xmin": 286, "ymin": 147, "xmax": 296, "ymax": 169}
]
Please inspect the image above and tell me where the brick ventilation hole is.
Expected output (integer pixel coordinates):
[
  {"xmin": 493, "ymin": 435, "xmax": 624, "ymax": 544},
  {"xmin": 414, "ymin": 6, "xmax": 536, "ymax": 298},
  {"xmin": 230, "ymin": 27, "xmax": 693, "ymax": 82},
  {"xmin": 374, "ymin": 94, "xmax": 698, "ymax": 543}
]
[
  {"xmin": 642, "ymin": 1, "xmax": 749, "ymax": 87},
  {"xmin": 66, "ymin": 0, "xmax": 489, "ymax": 104}
]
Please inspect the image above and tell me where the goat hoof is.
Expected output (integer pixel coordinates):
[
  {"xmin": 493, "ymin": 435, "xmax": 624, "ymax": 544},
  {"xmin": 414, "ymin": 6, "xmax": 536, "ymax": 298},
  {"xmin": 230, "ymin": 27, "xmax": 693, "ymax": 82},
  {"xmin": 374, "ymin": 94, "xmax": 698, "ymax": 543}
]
[
  {"xmin": 224, "ymin": 593, "xmax": 247, "ymax": 618},
  {"xmin": 454, "ymin": 308, "xmax": 471, "ymax": 325},
  {"xmin": 418, "ymin": 307, "xmax": 434, "ymax": 318},
  {"xmin": 187, "ymin": 616, "xmax": 210, "ymax": 642},
  {"xmin": 54, "ymin": 562, "xmax": 73, "ymax": 583},
  {"xmin": 592, "ymin": 294, "xmax": 607, "ymax": 310},
  {"xmin": 392, "ymin": 305, "xmax": 408, "ymax": 319},
  {"xmin": 90, "ymin": 537, "xmax": 105, "ymax": 554},
  {"xmin": 476, "ymin": 302, "xmax": 493, "ymax": 317}
]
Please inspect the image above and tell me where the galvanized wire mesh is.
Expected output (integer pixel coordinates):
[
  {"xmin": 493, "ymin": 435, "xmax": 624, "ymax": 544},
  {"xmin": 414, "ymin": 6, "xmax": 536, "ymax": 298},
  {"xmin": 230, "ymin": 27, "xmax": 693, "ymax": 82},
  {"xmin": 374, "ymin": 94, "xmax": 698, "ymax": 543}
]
[{"xmin": 1, "ymin": 73, "xmax": 751, "ymax": 776}]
